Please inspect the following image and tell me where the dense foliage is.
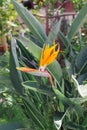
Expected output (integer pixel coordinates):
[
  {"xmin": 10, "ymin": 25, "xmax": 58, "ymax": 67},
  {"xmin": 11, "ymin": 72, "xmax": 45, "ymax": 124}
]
[
  {"xmin": 1, "ymin": 0, "xmax": 87, "ymax": 129},
  {"xmin": 9, "ymin": 0, "xmax": 87, "ymax": 129}
]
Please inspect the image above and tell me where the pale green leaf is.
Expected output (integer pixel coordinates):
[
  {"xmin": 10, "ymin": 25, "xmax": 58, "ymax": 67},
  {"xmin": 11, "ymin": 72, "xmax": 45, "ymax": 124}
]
[
  {"xmin": 72, "ymin": 75, "xmax": 87, "ymax": 97},
  {"xmin": 12, "ymin": 0, "xmax": 47, "ymax": 45},
  {"xmin": 68, "ymin": 3, "xmax": 87, "ymax": 41},
  {"xmin": 47, "ymin": 60, "xmax": 62, "ymax": 82},
  {"xmin": 48, "ymin": 19, "xmax": 62, "ymax": 44},
  {"xmin": 17, "ymin": 36, "xmax": 41, "ymax": 60}
]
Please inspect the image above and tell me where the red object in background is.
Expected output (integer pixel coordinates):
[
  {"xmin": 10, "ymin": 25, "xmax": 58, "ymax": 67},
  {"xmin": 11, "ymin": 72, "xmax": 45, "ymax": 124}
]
[
  {"xmin": 0, "ymin": 45, "xmax": 4, "ymax": 52},
  {"xmin": 63, "ymin": 0, "xmax": 74, "ymax": 12},
  {"xmin": 0, "ymin": 45, "xmax": 10, "ymax": 54}
]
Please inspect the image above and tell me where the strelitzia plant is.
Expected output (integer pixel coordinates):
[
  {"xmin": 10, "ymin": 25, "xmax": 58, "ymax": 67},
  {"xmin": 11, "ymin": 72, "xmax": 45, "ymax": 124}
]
[
  {"xmin": 10, "ymin": 0, "xmax": 87, "ymax": 130},
  {"xmin": 17, "ymin": 42, "xmax": 60, "ymax": 86}
]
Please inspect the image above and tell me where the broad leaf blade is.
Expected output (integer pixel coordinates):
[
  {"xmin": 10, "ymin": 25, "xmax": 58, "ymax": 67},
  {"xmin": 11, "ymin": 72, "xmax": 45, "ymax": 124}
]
[
  {"xmin": 22, "ymin": 80, "xmax": 53, "ymax": 96},
  {"xmin": 48, "ymin": 19, "xmax": 62, "ymax": 44},
  {"xmin": 52, "ymin": 86, "xmax": 72, "ymax": 106},
  {"xmin": 12, "ymin": 0, "xmax": 47, "ymax": 45},
  {"xmin": 58, "ymin": 31, "xmax": 76, "ymax": 58},
  {"xmin": 22, "ymin": 97, "xmax": 48, "ymax": 129},
  {"xmin": 75, "ymin": 44, "xmax": 87, "ymax": 71},
  {"xmin": 47, "ymin": 60, "xmax": 62, "ymax": 82},
  {"xmin": 17, "ymin": 36, "xmax": 41, "ymax": 60},
  {"xmin": 67, "ymin": 3, "xmax": 87, "ymax": 41},
  {"xmin": 0, "ymin": 123, "xmax": 24, "ymax": 130},
  {"xmin": 10, "ymin": 36, "xmax": 24, "ymax": 94},
  {"xmin": 58, "ymin": 31, "xmax": 70, "ymax": 48},
  {"xmin": 65, "ymin": 59, "xmax": 74, "ymax": 78}
]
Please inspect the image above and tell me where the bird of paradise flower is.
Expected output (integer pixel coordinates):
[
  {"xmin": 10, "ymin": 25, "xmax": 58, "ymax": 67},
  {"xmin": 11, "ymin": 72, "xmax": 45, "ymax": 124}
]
[{"xmin": 17, "ymin": 41, "xmax": 60, "ymax": 86}]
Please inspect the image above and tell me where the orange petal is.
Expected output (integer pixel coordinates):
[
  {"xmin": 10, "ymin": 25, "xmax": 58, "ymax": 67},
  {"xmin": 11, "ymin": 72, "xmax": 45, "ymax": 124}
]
[
  {"xmin": 39, "ymin": 42, "xmax": 60, "ymax": 69},
  {"xmin": 16, "ymin": 67, "xmax": 37, "ymax": 72}
]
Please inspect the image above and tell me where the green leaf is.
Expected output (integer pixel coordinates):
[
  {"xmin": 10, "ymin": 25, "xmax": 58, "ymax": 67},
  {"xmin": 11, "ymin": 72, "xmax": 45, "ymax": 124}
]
[
  {"xmin": 75, "ymin": 44, "xmax": 87, "ymax": 71},
  {"xmin": 17, "ymin": 36, "xmax": 41, "ymax": 60},
  {"xmin": 10, "ymin": 36, "xmax": 24, "ymax": 94},
  {"xmin": 58, "ymin": 32, "xmax": 75, "ymax": 57},
  {"xmin": 0, "ymin": 122, "xmax": 24, "ymax": 130},
  {"xmin": 77, "ymin": 73, "xmax": 87, "ymax": 84},
  {"xmin": 22, "ymin": 80, "xmax": 53, "ymax": 96},
  {"xmin": 22, "ymin": 97, "xmax": 48, "ymax": 129},
  {"xmin": 71, "ymin": 75, "xmax": 87, "ymax": 98},
  {"xmin": 82, "ymin": 114, "xmax": 87, "ymax": 127},
  {"xmin": 0, "ymin": 72, "xmax": 13, "ymax": 93},
  {"xmin": 12, "ymin": 0, "xmax": 47, "ymax": 45},
  {"xmin": 65, "ymin": 121, "xmax": 85, "ymax": 130},
  {"xmin": 65, "ymin": 59, "xmax": 74, "ymax": 78},
  {"xmin": 67, "ymin": 3, "xmax": 87, "ymax": 41},
  {"xmin": 71, "ymin": 97, "xmax": 87, "ymax": 105},
  {"xmin": 52, "ymin": 86, "xmax": 72, "ymax": 106},
  {"xmin": 47, "ymin": 60, "xmax": 62, "ymax": 83},
  {"xmin": 58, "ymin": 31, "xmax": 70, "ymax": 48},
  {"xmin": 48, "ymin": 19, "xmax": 62, "ymax": 44}
]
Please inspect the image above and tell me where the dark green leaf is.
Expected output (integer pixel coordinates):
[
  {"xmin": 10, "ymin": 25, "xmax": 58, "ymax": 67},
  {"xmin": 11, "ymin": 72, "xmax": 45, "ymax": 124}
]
[
  {"xmin": 10, "ymin": 36, "xmax": 24, "ymax": 94},
  {"xmin": 77, "ymin": 73, "xmax": 87, "ymax": 84},
  {"xmin": 0, "ymin": 123, "xmax": 24, "ymax": 130},
  {"xmin": 65, "ymin": 121, "xmax": 85, "ymax": 130},
  {"xmin": 58, "ymin": 31, "xmax": 70, "ymax": 48},
  {"xmin": 82, "ymin": 114, "xmax": 87, "ymax": 127},
  {"xmin": 58, "ymin": 31, "xmax": 76, "ymax": 58},
  {"xmin": 22, "ymin": 80, "xmax": 53, "ymax": 96},
  {"xmin": 22, "ymin": 97, "xmax": 48, "ymax": 129},
  {"xmin": 75, "ymin": 45, "xmax": 87, "ymax": 71}
]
